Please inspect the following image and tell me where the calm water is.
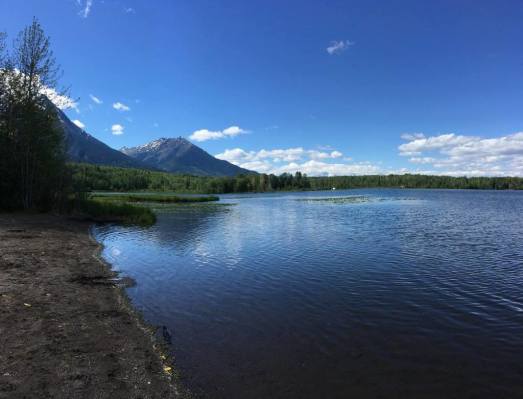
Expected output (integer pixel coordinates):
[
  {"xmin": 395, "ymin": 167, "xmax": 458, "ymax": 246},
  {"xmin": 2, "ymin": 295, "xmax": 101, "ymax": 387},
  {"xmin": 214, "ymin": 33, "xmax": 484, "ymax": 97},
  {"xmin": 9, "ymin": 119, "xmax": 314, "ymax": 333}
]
[{"xmin": 93, "ymin": 189, "xmax": 523, "ymax": 398}]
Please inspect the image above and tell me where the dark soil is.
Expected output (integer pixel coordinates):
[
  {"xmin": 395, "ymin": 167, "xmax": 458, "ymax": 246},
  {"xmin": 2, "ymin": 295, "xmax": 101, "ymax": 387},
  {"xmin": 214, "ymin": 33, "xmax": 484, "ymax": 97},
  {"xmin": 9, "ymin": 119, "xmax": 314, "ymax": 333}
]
[{"xmin": 0, "ymin": 214, "xmax": 183, "ymax": 398}]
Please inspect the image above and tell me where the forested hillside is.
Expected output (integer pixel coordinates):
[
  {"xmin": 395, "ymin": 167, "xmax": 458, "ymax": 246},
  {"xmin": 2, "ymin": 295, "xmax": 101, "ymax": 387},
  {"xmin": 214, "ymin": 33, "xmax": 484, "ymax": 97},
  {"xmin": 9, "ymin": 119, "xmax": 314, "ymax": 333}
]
[{"xmin": 71, "ymin": 163, "xmax": 310, "ymax": 193}]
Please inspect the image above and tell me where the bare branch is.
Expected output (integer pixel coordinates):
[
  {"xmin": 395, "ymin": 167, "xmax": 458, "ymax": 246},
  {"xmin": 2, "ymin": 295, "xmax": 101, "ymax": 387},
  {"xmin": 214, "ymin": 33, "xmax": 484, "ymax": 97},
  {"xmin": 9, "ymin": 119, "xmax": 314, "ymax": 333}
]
[{"xmin": 12, "ymin": 18, "xmax": 62, "ymax": 102}]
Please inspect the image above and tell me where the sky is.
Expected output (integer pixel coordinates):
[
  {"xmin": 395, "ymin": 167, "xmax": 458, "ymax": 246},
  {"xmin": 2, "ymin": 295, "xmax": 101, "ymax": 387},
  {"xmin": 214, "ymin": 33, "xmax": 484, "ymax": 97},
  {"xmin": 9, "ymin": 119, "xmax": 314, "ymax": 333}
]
[{"xmin": 1, "ymin": 0, "xmax": 523, "ymax": 176}]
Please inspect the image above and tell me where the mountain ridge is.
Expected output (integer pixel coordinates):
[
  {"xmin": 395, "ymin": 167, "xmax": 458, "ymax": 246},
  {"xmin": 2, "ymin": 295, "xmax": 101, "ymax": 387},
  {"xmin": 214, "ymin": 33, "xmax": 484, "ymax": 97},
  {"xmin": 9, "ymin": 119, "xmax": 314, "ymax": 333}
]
[
  {"xmin": 52, "ymin": 102, "xmax": 251, "ymax": 176},
  {"xmin": 121, "ymin": 137, "xmax": 253, "ymax": 177},
  {"xmin": 55, "ymin": 106, "xmax": 152, "ymax": 169}
]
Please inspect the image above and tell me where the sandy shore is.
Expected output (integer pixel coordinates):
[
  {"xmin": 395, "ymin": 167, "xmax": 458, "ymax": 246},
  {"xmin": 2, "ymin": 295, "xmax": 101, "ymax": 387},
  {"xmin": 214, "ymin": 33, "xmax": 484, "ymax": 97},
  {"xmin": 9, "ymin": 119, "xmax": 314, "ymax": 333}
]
[{"xmin": 0, "ymin": 214, "xmax": 182, "ymax": 398}]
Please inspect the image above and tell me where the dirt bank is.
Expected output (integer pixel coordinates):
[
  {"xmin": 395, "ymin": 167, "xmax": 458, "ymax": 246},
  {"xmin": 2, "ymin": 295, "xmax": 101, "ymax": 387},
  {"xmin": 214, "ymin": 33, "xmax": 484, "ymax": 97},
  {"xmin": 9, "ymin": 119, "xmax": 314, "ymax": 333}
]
[{"xmin": 0, "ymin": 214, "xmax": 182, "ymax": 398}]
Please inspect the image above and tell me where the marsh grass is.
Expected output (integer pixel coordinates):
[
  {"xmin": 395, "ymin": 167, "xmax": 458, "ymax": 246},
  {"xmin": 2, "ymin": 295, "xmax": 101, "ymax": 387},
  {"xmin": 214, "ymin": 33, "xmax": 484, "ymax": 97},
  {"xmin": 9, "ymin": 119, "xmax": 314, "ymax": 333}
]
[
  {"xmin": 92, "ymin": 193, "xmax": 219, "ymax": 203},
  {"xmin": 298, "ymin": 196, "xmax": 370, "ymax": 204},
  {"xmin": 71, "ymin": 198, "xmax": 156, "ymax": 226},
  {"xmin": 148, "ymin": 201, "xmax": 236, "ymax": 214},
  {"xmin": 69, "ymin": 193, "xmax": 220, "ymax": 226}
]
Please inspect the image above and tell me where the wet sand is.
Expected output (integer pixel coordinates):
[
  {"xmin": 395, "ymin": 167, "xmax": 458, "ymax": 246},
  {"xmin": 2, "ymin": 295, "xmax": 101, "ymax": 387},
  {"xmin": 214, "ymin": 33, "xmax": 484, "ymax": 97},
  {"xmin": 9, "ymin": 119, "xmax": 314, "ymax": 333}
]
[{"xmin": 0, "ymin": 214, "xmax": 182, "ymax": 398}]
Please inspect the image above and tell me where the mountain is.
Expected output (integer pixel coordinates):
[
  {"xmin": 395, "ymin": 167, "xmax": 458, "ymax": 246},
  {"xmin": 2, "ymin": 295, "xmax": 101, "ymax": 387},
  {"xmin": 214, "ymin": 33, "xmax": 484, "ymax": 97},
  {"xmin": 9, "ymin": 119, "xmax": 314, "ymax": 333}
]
[
  {"xmin": 54, "ymin": 106, "xmax": 150, "ymax": 169},
  {"xmin": 52, "ymin": 102, "xmax": 250, "ymax": 176},
  {"xmin": 121, "ymin": 137, "xmax": 253, "ymax": 176}
]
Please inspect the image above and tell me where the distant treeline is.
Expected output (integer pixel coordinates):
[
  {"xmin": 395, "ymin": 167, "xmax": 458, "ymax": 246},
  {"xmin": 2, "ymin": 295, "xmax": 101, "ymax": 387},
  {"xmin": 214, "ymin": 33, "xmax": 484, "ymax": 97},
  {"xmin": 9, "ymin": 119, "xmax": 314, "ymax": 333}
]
[
  {"xmin": 309, "ymin": 174, "xmax": 523, "ymax": 190},
  {"xmin": 71, "ymin": 163, "xmax": 523, "ymax": 194}
]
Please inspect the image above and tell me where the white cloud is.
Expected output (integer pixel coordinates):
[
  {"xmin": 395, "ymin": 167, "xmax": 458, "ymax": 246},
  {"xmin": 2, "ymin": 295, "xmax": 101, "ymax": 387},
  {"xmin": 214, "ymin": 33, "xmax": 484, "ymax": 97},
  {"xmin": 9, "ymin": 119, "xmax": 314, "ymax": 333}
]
[
  {"xmin": 113, "ymin": 102, "xmax": 130, "ymax": 112},
  {"xmin": 307, "ymin": 150, "xmax": 345, "ymax": 160},
  {"xmin": 5, "ymin": 69, "xmax": 79, "ymax": 112},
  {"xmin": 307, "ymin": 150, "xmax": 331, "ymax": 160},
  {"xmin": 89, "ymin": 94, "xmax": 102, "ymax": 104},
  {"xmin": 222, "ymin": 126, "xmax": 244, "ymax": 136},
  {"xmin": 190, "ymin": 130, "xmax": 223, "ymax": 141},
  {"xmin": 214, "ymin": 146, "xmax": 378, "ymax": 176},
  {"xmin": 216, "ymin": 147, "xmax": 345, "ymax": 165},
  {"xmin": 398, "ymin": 133, "xmax": 475, "ymax": 156},
  {"xmin": 408, "ymin": 157, "xmax": 436, "ymax": 164},
  {"xmin": 215, "ymin": 148, "xmax": 252, "ymax": 162},
  {"xmin": 274, "ymin": 160, "xmax": 381, "ymax": 176},
  {"xmin": 41, "ymin": 87, "xmax": 79, "ymax": 113},
  {"xmin": 111, "ymin": 124, "xmax": 124, "ymax": 135},
  {"xmin": 77, "ymin": 0, "xmax": 93, "ymax": 18},
  {"xmin": 189, "ymin": 126, "xmax": 247, "ymax": 142},
  {"xmin": 326, "ymin": 40, "xmax": 354, "ymax": 55},
  {"xmin": 125, "ymin": 7, "xmax": 135, "ymax": 13},
  {"xmin": 399, "ymin": 131, "xmax": 523, "ymax": 176},
  {"xmin": 266, "ymin": 148, "xmax": 306, "ymax": 162},
  {"xmin": 72, "ymin": 119, "xmax": 85, "ymax": 129}
]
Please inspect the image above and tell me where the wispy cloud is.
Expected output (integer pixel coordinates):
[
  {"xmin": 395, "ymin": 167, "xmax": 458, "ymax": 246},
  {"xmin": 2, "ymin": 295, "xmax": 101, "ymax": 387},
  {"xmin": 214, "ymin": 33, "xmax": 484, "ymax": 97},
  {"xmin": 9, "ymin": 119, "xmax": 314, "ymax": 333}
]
[
  {"xmin": 111, "ymin": 124, "xmax": 124, "ymax": 135},
  {"xmin": 89, "ymin": 94, "xmax": 102, "ymax": 104},
  {"xmin": 399, "ymin": 131, "xmax": 523, "ymax": 176},
  {"xmin": 113, "ymin": 102, "xmax": 130, "ymax": 112},
  {"xmin": 189, "ymin": 126, "xmax": 247, "ymax": 142},
  {"xmin": 326, "ymin": 40, "xmax": 354, "ymax": 55},
  {"xmin": 124, "ymin": 7, "xmax": 136, "ymax": 14},
  {"xmin": 77, "ymin": 0, "xmax": 93, "ymax": 18},
  {"xmin": 400, "ymin": 133, "xmax": 425, "ymax": 141},
  {"xmin": 72, "ymin": 119, "xmax": 85, "ymax": 129}
]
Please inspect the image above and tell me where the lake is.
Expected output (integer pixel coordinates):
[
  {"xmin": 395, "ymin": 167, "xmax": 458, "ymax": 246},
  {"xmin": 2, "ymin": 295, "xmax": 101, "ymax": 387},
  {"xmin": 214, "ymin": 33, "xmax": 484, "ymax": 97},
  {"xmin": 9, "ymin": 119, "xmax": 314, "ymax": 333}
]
[{"xmin": 93, "ymin": 189, "xmax": 523, "ymax": 398}]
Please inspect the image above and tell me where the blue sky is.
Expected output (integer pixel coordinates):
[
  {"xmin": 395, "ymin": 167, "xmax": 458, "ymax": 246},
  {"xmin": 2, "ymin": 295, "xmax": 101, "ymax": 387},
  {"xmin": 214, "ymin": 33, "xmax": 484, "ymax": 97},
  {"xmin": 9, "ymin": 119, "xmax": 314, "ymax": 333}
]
[{"xmin": 2, "ymin": 0, "xmax": 523, "ymax": 176}]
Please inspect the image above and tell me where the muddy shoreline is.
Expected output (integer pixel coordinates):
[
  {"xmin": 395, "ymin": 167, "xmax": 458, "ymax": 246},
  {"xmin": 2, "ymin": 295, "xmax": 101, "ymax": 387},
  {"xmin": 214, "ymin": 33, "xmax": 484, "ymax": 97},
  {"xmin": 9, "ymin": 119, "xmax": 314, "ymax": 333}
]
[{"xmin": 0, "ymin": 213, "xmax": 185, "ymax": 398}]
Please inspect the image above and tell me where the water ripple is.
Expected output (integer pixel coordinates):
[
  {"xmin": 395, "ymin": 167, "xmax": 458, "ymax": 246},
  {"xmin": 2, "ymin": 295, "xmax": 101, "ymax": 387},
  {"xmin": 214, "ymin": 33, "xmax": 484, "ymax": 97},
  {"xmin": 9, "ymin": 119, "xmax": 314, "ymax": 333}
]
[{"xmin": 93, "ymin": 189, "xmax": 523, "ymax": 398}]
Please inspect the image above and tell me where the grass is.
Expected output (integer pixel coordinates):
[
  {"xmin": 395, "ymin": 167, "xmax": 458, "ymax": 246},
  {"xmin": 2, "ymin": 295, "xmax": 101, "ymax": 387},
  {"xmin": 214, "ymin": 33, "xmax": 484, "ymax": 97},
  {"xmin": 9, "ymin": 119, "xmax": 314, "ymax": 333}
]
[
  {"xmin": 71, "ymin": 198, "xmax": 156, "ymax": 226},
  {"xmin": 91, "ymin": 193, "xmax": 219, "ymax": 203}
]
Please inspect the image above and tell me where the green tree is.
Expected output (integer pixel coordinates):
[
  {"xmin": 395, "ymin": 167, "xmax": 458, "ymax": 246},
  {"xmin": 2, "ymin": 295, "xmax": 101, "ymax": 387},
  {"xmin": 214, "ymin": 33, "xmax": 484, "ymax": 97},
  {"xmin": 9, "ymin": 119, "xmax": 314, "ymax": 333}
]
[{"xmin": 0, "ymin": 19, "xmax": 67, "ymax": 210}]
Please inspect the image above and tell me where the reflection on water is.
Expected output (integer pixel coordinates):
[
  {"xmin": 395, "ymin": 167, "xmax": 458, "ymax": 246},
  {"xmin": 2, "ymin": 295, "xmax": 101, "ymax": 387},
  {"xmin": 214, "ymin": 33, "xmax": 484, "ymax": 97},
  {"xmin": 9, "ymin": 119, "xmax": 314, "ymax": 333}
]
[{"xmin": 94, "ymin": 189, "xmax": 523, "ymax": 398}]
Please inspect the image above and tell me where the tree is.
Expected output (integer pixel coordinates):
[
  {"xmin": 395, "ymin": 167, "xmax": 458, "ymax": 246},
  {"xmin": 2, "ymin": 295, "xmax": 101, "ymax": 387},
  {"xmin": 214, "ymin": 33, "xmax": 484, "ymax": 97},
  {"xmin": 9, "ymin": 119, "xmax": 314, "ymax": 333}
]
[
  {"xmin": 0, "ymin": 31, "xmax": 16, "ymax": 209},
  {"xmin": 0, "ymin": 19, "xmax": 67, "ymax": 210}
]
